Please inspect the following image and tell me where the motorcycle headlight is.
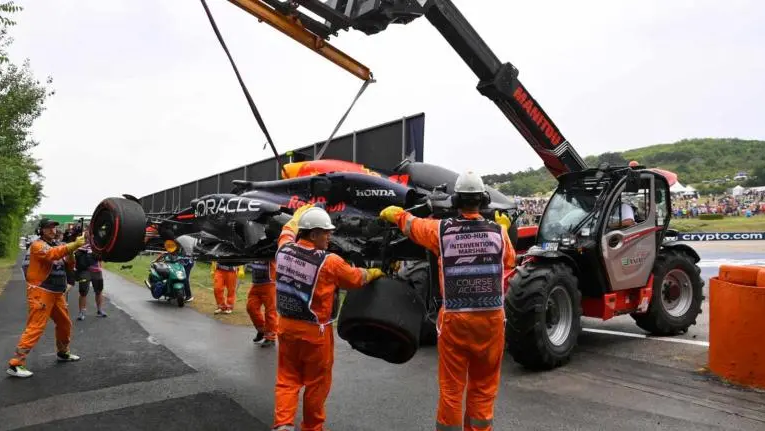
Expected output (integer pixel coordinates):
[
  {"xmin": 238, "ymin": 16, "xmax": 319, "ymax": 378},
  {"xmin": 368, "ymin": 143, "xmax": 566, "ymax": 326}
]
[{"xmin": 164, "ymin": 240, "xmax": 178, "ymax": 253}]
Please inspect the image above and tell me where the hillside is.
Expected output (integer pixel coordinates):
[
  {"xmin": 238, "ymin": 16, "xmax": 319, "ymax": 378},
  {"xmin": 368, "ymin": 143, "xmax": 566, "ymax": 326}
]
[{"xmin": 484, "ymin": 138, "xmax": 765, "ymax": 196}]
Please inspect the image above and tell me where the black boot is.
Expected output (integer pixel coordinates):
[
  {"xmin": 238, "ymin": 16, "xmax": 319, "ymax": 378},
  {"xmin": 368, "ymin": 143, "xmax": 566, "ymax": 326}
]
[{"xmin": 253, "ymin": 331, "xmax": 264, "ymax": 343}]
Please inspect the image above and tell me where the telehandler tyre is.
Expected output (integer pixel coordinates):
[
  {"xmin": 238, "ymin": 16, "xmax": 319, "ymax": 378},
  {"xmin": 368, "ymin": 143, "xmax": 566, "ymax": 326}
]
[
  {"xmin": 631, "ymin": 249, "xmax": 704, "ymax": 335},
  {"xmin": 505, "ymin": 261, "xmax": 582, "ymax": 370}
]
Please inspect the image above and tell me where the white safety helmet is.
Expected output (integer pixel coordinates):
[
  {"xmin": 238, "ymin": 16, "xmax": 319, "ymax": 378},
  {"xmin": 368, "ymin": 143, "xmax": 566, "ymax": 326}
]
[
  {"xmin": 454, "ymin": 170, "xmax": 486, "ymax": 193},
  {"xmin": 297, "ymin": 207, "xmax": 336, "ymax": 231}
]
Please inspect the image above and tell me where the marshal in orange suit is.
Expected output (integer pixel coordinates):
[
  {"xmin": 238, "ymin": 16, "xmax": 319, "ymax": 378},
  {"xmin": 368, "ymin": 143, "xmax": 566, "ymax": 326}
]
[
  {"xmin": 271, "ymin": 205, "xmax": 384, "ymax": 431},
  {"xmin": 380, "ymin": 171, "xmax": 516, "ymax": 431},
  {"xmin": 7, "ymin": 218, "xmax": 87, "ymax": 379}
]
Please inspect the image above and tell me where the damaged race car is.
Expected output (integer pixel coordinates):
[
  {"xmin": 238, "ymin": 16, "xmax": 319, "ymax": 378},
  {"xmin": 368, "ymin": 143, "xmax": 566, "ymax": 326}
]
[{"xmin": 88, "ymin": 158, "xmax": 536, "ymax": 364}]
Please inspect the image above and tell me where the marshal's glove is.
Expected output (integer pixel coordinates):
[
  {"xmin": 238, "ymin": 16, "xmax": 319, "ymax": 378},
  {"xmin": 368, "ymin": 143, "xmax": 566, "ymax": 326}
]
[
  {"xmin": 379, "ymin": 206, "xmax": 405, "ymax": 224},
  {"xmin": 285, "ymin": 204, "xmax": 314, "ymax": 232},
  {"xmin": 494, "ymin": 210, "xmax": 511, "ymax": 231},
  {"xmin": 66, "ymin": 234, "xmax": 87, "ymax": 253},
  {"xmin": 365, "ymin": 268, "xmax": 385, "ymax": 284}
]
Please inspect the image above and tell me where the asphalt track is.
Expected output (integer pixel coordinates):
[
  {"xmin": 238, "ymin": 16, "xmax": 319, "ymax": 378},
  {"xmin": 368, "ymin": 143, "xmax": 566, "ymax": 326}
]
[{"xmin": 1, "ymin": 242, "xmax": 764, "ymax": 430}]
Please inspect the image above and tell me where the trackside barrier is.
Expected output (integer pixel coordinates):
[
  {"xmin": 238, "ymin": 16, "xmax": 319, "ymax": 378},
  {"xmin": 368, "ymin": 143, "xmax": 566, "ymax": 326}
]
[{"xmin": 709, "ymin": 265, "xmax": 765, "ymax": 389}]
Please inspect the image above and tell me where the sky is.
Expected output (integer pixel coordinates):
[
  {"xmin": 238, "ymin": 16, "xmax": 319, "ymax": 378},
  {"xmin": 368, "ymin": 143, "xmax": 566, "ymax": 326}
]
[{"xmin": 8, "ymin": 0, "xmax": 765, "ymax": 214}]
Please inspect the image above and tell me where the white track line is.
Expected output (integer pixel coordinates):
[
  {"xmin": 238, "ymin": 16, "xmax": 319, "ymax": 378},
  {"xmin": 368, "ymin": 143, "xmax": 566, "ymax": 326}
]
[
  {"xmin": 582, "ymin": 328, "xmax": 709, "ymax": 347},
  {"xmin": 697, "ymin": 259, "xmax": 765, "ymax": 268}
]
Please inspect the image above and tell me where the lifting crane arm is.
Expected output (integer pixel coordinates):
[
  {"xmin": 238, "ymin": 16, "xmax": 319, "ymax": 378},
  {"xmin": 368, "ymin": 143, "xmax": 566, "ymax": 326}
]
[
  {"xmin": 420, "ymin": 0, "xmax": 587, "ymax": 177},
  {"xmin": 225, "ymin": 0, "xmax": 588, "ymax": 177}
]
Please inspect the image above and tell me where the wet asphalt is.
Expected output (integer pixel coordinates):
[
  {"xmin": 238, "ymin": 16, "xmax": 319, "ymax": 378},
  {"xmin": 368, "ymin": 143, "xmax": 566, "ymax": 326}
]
[{"xmin": 0, "ymin": 242, "xmax": 764, "ymax": 430}]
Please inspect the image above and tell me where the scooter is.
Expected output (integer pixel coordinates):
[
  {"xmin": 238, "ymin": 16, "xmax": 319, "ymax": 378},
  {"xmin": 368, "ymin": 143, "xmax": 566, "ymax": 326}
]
[{"xmin": 144, "ymin": 254, "xmax": 187, "ymax": 307}]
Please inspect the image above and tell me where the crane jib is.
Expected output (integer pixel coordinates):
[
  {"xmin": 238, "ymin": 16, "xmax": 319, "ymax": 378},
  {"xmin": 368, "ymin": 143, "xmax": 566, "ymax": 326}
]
[{"xmin": 513, "ymin": 85, "xmax": 563, "ymax": 149}]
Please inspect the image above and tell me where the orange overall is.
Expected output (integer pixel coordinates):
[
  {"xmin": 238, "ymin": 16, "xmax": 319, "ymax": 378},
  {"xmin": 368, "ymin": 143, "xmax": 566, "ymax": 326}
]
[
  {"xmin": 393, "ymin": 210, "xmax": 516, "ymax": 431},
  {"xmin": 272, "ymin": 227, "xmax": 374, "ymax": 431},
  {"xmin": 9, "ymin": 240, "xmax": 76, "ymax": 367},
  {"xmin": 213, "ymin": 262, "xmax": 239, "ymax": 311},
  {"xmin": 247, "ymin": 259, "xmax": 278, "ymax": 341}
]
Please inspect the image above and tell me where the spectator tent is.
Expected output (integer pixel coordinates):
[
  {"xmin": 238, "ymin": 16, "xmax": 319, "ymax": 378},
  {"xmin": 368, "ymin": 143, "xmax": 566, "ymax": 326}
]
[
  {"xmin": 670, "ymin": 182, "xmax": 688, "ymax": 195},
  {"xmin": 669, "ymin": 182, "xmax": 698, "ymax": 198}
]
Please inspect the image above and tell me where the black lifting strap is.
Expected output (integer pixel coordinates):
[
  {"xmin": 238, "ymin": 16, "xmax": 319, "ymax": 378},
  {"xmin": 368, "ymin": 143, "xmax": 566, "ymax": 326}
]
[
  {"xmin": 315, "ymin": 77, "xmax": 375, "ymax": 160},
  {"xmin": 199, "ymin": 0, "xmax": 286, "ymax": 177}
]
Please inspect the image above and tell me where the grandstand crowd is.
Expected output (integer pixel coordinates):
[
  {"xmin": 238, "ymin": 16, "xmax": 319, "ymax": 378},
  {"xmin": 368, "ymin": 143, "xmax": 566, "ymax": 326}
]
[{"xmin": 510, "ymin": 189, "xmax": 765, "ymax": 225}]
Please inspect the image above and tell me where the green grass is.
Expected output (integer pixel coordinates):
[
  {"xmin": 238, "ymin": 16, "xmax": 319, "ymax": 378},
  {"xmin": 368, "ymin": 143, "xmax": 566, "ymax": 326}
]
[
  {"xmin": 104, "ymin": 256, "xmax": 255, "ymax": 327},
  {"xmin": 0, "ymin": 246, "xmax": 20, "ymax": 296},
  {"xmin": 104, "ymin": 255, "xmax": 349, "ymax": 328},
  {"xmin": 670, "ymin": 215, "xmax": 765, "ymax": 232},
  {"xmin": 0, "ymin": 255, "xmax": 16, "ymax": 296}
]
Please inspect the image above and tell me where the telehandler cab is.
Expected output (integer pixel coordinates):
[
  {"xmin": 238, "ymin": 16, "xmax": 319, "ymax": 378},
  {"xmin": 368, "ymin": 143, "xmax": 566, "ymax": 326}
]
[{"xmin": 506, "ymin": 163, "xmax": 704, "ymax": 369}]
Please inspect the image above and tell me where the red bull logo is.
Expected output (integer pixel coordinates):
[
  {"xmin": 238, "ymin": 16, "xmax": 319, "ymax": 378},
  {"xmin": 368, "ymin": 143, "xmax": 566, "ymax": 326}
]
[{"xmin": 286, "ymin": 195, "xmax": 346, "ymax": 213}]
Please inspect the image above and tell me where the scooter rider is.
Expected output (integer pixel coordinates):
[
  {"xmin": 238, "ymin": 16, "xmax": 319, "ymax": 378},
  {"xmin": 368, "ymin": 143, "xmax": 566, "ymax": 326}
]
[
  {"xmin": 379, "ymin": 171, "xmax": 516, "ymax": 431},
  {"xmin": 146, "ymin": 245, "xmax": 185, "ymax": 299},
  {"xmin": 271, "ymin": 205, "xmax": 385, "ymax": 431},
  {"xmin": 7, "ymin": 218, "xmax": 87, "ymax": 378}
]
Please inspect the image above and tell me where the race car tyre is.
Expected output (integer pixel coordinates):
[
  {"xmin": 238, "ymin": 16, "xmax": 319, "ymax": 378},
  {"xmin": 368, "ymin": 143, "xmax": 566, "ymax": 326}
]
[
  {"xmin": 89, "ymin": 197, "xmax": 146, "ymax": 262},
  {"xmin": 505, "ymin": 261, "xmax": 582, "ymax": 370},
  {"xmin": 631, "ymin": 249, "xmax": 704, "ymax": 335},
  {"xmin": 338, "ymin": 277, "xmax": 424, "ymax": 364},
  {"xmin": 396, "ymin": 261, "xmax": 439, "ymax": 347}
]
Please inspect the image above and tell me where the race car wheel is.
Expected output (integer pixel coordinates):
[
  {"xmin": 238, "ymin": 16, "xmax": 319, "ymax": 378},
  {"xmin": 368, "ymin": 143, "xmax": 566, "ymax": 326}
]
[
  {"xmin": 89, "ymin": 197, "xmax": 146, "ymax": 262},
  {"xmin": 338, "ymin": 277, "xmax": 424, "ymax": 364},
  {"xmin": 396, "ymin": 260, "xmax": 439, "ymax": 347},
  {"xmin": 631, "ymin": 249, "xmax": 704, "ymax": 335},
  {"xmin": 505, "ymin": 261, "xmax": 582, "ymax": 370}
]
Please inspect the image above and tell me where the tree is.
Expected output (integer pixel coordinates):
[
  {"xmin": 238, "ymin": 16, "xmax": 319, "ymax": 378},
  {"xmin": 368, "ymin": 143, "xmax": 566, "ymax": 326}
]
[
  {"xmin": 21, "ymin": 213, "xmax": 40, "ymax": 236},
  {"xmin": 744, "ymin": 165, "xmax": 765, "ymax": 187},
  {"xmin": 0, "ymin": 2, "xmax": 21, "ymax": 64},
  {"xmin": 498, "ymin": 183, "xmax": 514, "ymax": 196},
  {"xmin": 597, "ymin": 152, "xmax": 627, "ymax": 166},
  {"xmin": 0, "ymin": 3, "xmax": 53, "ymax": 257}
]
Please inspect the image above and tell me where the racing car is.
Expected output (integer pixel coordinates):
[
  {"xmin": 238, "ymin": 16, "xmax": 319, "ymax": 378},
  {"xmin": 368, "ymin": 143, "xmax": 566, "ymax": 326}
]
[
  {"xmin": 88, "ymin": 158, "xmax": 536, "ymax": 267},
  {"xmin": 88, "ymin": 158, "xmax": 536, "ymax": 363}
]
